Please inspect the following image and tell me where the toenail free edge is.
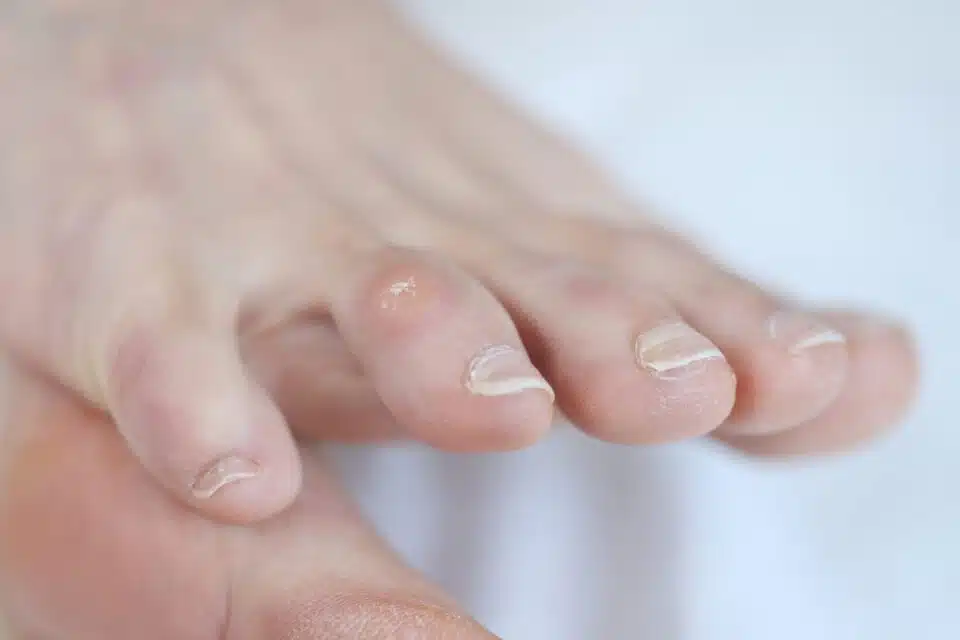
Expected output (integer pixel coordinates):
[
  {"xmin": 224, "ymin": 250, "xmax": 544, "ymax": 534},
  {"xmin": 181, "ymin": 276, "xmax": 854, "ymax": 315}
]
[{"xmin": 464, "ymin": 344, "xmax": 554, "ymax": 400}]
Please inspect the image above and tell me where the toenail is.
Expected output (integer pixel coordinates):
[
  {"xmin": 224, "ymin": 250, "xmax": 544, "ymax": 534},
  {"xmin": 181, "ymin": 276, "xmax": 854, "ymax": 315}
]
[
  {"xmin": 767, "ymin": 312, "xmax": 847, "ymax": 355},
  {"xmin": 635, "ymin": 322, "xmax": 725, "ymax": 380},
  {"xmin": 191, "ymin": 455, "xmax": 261, "ymax": 500},
  {"xmin": 464, "ymin": 344, "xmax": 554, "ymax": 400}
]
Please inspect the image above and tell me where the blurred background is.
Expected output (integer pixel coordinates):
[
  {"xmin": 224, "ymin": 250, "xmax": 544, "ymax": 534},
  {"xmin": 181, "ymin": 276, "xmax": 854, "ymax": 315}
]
[{"xmin": 334, "ymin": 0, "xmax": 959, "ymax": 638}]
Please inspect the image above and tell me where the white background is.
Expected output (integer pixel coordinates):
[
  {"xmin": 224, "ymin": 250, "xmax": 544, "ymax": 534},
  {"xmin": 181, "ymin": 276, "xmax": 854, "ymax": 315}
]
[{"xmin": 336, "ymin": 1, "xmax": 960, "ymax": 638}]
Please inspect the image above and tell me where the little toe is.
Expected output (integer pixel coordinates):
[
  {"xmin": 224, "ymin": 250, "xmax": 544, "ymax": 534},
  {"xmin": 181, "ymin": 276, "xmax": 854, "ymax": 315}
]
[
  {"xmin": 102, "ymin": 320, "xmax": 303, "ymax": 525},
  {"xmin": 720, "ymin": 311, "xmax": 918, "ymax": 456},
  {"xmin": 711, "ymin": 305, "xmax": 850, "ymax": 436},
  {"xmin": 327, "ymin": 246, "xmax": 555, "ymax": 451},
  {"xmin": 473, "ymin": 253, "xmax": 737, "ymax": 443}
]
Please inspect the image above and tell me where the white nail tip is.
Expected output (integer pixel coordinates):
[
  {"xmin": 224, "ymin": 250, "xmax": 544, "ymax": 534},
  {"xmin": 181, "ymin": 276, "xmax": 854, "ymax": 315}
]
[
  {"xmin": 643, "ymin": 348, "xmax": 727, "ymax": 373},
  {"xmin": 465, "ymin": 344, "xmax": 554, "ymax": 400},
  {"xmin": 789, "ymin": 329, "xmax": 847, "ymax": 354},
  {"xmin": 467, "ymin": 376, "xmax": 556, "ymax": 398},
  {"xmin": 635, "ymin": 322, "xmax": 725, "ymax": 379},
  {"xmin": 767, "ymin": 313, "xmax": 847, "ymax": 355}
]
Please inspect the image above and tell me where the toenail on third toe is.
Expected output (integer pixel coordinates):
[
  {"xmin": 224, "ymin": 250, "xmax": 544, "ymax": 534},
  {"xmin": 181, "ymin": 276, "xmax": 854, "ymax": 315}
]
[
  {"xmin": 767, "ymin": 311, "xmax": 847, "ymax": 355},
  {"xmin": 635, "ymin": 323, "xmax": 726, "ymax": 380},
  {"xmin": 465, "ymin": 344, "xmax": 555, "ymax": 400}
]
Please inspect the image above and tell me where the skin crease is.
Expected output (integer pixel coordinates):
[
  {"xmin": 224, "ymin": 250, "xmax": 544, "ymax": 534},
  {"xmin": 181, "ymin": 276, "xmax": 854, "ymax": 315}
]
[{"xmin": 0, "ymin": 359, "xmax": 496, "ymax": 639}]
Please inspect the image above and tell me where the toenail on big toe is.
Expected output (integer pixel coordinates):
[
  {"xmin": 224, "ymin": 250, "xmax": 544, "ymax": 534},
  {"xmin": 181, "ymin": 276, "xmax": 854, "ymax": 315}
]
[
  {"xmin": 719, "ymin": 309, "xmax": 850, "ymax": 436},
  {"xmin": 767, "ymin": 311, "xmax": 847, "ymax": 355}
]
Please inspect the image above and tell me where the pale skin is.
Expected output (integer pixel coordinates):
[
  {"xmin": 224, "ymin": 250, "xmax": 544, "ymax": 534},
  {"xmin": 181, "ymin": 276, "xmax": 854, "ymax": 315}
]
[{"xmin": 0, "ymin": 0, "xmax": 918, "ymax": 637}]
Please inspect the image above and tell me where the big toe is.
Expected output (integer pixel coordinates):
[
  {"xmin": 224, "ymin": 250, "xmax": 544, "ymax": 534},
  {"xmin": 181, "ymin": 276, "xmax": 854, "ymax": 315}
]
[
  {"xmin": 721, "ymin": 311, "xmax": 919, "ymax": 456},
  {"xmin": 606, "ymin": 229, "xmax": 854, "ymax": 437}
]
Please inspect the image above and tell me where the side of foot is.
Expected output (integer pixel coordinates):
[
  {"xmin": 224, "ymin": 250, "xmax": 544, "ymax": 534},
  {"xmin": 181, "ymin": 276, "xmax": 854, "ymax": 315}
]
[{"xmin": 0, "ymin": 0, "xmax": 917, "ymax": 523}]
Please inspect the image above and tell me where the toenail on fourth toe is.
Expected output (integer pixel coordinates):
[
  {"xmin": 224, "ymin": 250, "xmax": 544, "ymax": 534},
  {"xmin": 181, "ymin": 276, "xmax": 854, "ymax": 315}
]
[
  {"xmin": 635, "ymin": 322, "xmax": 726, "ymax": 380},
  {"xmin": 464, "ymin": 344, "xmax": 555, "ymax": 400},
  {"xmin": 766, "ymin": 311, "xmax": 847, "ymax": 355}
]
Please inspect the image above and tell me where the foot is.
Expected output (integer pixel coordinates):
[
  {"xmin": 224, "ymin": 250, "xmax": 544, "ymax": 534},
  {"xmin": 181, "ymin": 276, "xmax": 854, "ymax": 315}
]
[
  {"xmin": 0, "ymin": 361, "xmax": 495, "ymax": 639},
  {"xmin": 0, "ymin": 0, "xmax": 917, "ymax": 522}
]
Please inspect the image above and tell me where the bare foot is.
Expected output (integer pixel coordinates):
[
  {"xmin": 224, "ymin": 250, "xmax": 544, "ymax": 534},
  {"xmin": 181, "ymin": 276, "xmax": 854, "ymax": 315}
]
[{"xmin": 0, "ymin": 0, "xmax": 917, "ymax": 523}]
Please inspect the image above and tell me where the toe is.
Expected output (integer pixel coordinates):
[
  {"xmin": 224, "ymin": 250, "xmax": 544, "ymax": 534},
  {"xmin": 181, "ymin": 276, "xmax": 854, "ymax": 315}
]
[
  {"xmin": 474, "ymin": 252, "xmax": 737, "ymax": 443},
  {"xmin": 327, "ymin": 246, "xmax": 555, "ymax": 451},
  {"xmin": 102, "ymin": 318, "xmax": 303, "ymax": 524},
  {"xmin": 712, "ymin": 305, "xmax": 851, "ymax": 436},
  {"xmin": 0, "ymin": 358, "xmax": 495, "ymax": 640},
  {"xmin": 609, "ymin": 232, "xmax": 850, "ymax": 435},
  {"xmin": 721, "ymin": 311, "xmax": 918, "ymax": 456}
]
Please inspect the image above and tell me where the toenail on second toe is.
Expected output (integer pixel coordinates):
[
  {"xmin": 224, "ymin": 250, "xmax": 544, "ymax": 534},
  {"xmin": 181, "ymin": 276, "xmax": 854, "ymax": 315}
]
[
  {"xmin": 464, "ymin": 344, "xmax": 555, "ymax": 400},
  {"xmin": 767, "ymin": 311, "xmax": 847, "ymax": 355},
  {"xmin": 635, "ymin": 322, "xmax": 726, "ymax": 380}
]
